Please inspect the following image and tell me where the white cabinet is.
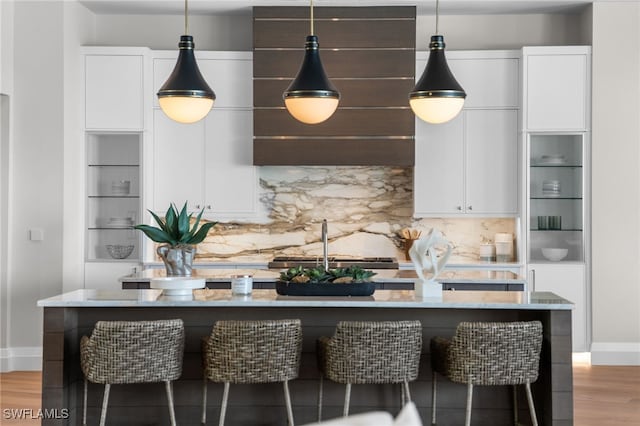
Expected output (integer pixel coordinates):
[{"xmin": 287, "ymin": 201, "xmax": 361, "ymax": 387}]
[
  {"xmin": 84, "ymin": 48, "xmax": 147, "ymax": 130},
  {"xmin": 523, "ymin": 46, "xmax": 591, "ymax": 131},
  {"xmin": 415, "ymin": 109, "xmax": 518, "ymax": 216},
  {"xmin": 150, "ymin": 52, "xmax": 257, "ymax": 221},
  {"xmin": 152, "ymin": 110, "xmax": 205, "ymax": 212},
  {"xmin": 152, "ymin": 108, "xmax": 257, "ymax": 218},
  {"xmin": 528, "ymin": 263, "xmax": 587, "ymax": 352},
  {"xmin": 86, "ymin": 133, "xmax": 142, "ymax": 262},
  {"xmin": 414, "ymin": 50, "xmax": 519, "ymax": 217}
]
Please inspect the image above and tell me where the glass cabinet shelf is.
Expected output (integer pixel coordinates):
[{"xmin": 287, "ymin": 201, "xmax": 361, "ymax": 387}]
[
  {"xmin": 86, "ymin": 133, "xmax": 142, "ymax": 262},
  {"xmin": 528, "ymin": 134, "xmax": 586, "ymax": 263}
]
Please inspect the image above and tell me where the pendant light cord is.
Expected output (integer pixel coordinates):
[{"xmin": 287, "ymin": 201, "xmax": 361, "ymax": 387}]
[
  {"xmin": 184, "ymin": 0, "xmax": 189, "ymax": 34},
  {"xmin": 310, "ymin": 0, "xmax": 314, "ymax": 35},
  {"xmin": 435, "ymin": 0, "xmax": 439, "ymax": 35}
]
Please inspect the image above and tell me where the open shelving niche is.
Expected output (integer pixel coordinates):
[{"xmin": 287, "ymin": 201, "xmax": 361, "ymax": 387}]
[
  {"xmin": 528, "ymin": 134, "xmax": 585, "ymax": 262},
  {"xmin": 86, "ymin": 132, "xmax": 142, "ymax": 262}
]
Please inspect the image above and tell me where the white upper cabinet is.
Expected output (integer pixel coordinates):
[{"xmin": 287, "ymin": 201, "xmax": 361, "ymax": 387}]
[
  {"xmin": 523, "ymin": 46, "xmax": 591, "ymax": 131},
  {"xmin": 414, "ymin": 50, "xmax": 520, "ymax": 217},
  {"xmin": 84, "ymin": 48, "xmax": 147, "ymax": 130},
  {"xmin": 152, "ymin": 109, "xmax": 205, "ymax": 212},
  {"xmin": 466, "ymin": 110, "xmax": 519, "ymax": 214}
]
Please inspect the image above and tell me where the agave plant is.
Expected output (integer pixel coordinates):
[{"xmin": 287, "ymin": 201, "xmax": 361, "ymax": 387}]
[{"xmin": 134, "ymin": 202, "xmax": 217, "ymax": 247}]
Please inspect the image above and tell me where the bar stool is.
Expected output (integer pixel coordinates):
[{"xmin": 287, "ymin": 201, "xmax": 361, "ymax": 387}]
[
  {"xmin": 80, "ymin": 319, "xmax": 185, "ymax": 426},
  {"xmin": 430, "ymin": 321, "xmax": 543, "ymax": 426},
  {"xmin": 201, "ymin": 319, "xmax": 302, "ymax": 425},
  {"xmin": 316, "ymin": 320, "xmax": 422, "ymax": 420}
]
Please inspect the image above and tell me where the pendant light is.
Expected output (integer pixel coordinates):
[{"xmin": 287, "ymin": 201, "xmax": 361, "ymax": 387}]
[
  {"xmin": 410, "ymin": 0, "xmax": 466, "ymax": 124},
  {"xmin": 283, "ymin": 0, "xmax": 340, "ymax": 124},
  {"xmin": 157, "ymin": 0, "xmax": 214, "ymax": 124}
]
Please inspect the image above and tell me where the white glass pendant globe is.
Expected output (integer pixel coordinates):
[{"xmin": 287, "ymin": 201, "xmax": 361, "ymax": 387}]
[
  {"xmin": 284, "ymin": 97, "xmax": 339, "ymax": 124},
  {"xmin": 158, "ymin": 97, "xmax": 214, "ymax": 124},
  {"xmin": 410, "ymin": 97, "xmax": 464, "ymax": 124}
]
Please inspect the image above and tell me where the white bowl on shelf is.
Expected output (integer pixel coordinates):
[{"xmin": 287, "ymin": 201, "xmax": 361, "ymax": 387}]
[{"xmin": 541, "ymin": 248, "xmax": 568, "ymax": 262}]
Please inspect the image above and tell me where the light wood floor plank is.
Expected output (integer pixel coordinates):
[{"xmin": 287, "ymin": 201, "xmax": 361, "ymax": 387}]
[{"xmin": 1, "ymin": 366, "xmax": 639, "ymax": 424}]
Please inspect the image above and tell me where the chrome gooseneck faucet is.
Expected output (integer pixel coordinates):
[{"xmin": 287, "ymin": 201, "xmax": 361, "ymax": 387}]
[{"xmin": 322, "ymin": 219, "xmax": 329, "ymax": 271}]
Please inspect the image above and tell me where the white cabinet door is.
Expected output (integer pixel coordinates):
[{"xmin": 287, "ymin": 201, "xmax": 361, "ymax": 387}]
[
  {"xmin": 448, "ymin": 57, "xmax": 519, "ymax": 108},
  {"xmin": 524, "ymin": 48, "xmax": 590, "ymax": 131},
  {"xmin": 466, "ymin": 110, "xmax": 518, "ymax": 214},
  {"xmin": 414, "ymin": 113, "xmax": 465, "ymax": 215},
  {"xmin": 528, "ymin": 263, "xmax": 587, "ymax": 352},
  {"xmin": 152, "ymin": 109, "xmax": 205, "ymax": 212},
  {"xmin": 84, "ymin": 262, "xmax": 139, "ymax": 290},
  {"xmin": 204, "ymin": 109, "xmax": 257, "ymax": 218},
  {"xmin": 85, "ymin": 54, "xmax": 144, "ymax": 130}
]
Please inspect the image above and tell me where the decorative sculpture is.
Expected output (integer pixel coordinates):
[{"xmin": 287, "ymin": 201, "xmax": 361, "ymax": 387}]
[{"xmin": 408, "ymin": 228, "xmax": 454, "ymax": 298}]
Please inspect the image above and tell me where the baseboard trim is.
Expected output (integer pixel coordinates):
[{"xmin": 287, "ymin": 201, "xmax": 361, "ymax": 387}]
[
  {"xmin": 0, "ymin": 346, "xmax": 42, "ymax": 372},
  {"xmin": 590, "ymin": 342, "xmax": 640, "ymax": 365}
]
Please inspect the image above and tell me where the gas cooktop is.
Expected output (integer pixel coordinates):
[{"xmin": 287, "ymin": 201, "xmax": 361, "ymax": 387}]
[{"xmin": 268, "ymin": 256, "xmax": 399, "ymax": 270}]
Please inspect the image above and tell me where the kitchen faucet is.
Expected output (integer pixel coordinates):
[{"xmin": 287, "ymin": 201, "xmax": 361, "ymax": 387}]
[{"xmin": 322, "ymin": 219, "xmax": 329, "ymax": 271}]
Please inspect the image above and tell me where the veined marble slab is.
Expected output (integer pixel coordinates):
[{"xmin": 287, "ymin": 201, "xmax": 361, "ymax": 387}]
[{"xmin": 37, "ymin": 289, "xmax": 571, "ymax": 310}]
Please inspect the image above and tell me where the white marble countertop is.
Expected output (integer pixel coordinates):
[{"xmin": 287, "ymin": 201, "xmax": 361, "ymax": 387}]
[
  {"xmin": 120, "ymin": 268, "xmax": 526, "ymax": 284},
  {"xmin": 37, "ymin": 289, "xmax": 571, "ymax": 310}
]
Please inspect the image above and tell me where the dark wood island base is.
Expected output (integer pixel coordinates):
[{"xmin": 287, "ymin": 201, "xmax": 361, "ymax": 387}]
[{"xmin": 39, "ymin": 290, "xmax": 573, "ymax": 425}]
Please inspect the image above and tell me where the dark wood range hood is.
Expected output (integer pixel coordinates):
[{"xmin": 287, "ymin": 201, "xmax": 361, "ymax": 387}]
[{"xmin": 253, "ymin": 6, "xmax": 416, "ymax": 166}]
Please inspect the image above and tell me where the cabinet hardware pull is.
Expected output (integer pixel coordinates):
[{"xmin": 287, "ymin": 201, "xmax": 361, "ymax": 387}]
[
  {"xmin": 531, "ymin": 269, "xmax": 536, "ymax": 292},
  {"xmin": 457, "ymin": 206, "xmax": 462, "ymax": 211},
  {"xmin": 468, "ymin": 205, "xmax": 473, "ymax": 211},
  {"xmin": 207, "ymin": 205, "xmax": 212, "ymax": 210},
  {"xmin": 195, "ymin": 204, "xmax": 201, "ymax": 209}
]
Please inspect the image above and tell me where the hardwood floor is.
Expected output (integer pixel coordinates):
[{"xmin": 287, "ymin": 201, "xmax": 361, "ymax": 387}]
[{"xmin": 1, "ymin": 365, "xmax": 639, "ymax": 425}]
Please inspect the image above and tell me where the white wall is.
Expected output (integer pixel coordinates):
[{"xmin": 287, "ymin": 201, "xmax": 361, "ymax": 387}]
[
  {"xmin": 417, "ymin": 12, "xmax": 591, "ymax": 50},
  {"xmin": 590, "ymin": 1, "xmax": 640, "ymax": 365}
]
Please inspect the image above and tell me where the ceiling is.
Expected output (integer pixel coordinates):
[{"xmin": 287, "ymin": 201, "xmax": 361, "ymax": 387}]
[{"xmin": 79, "ymin": 0, "xmax": 594, "ymax": 16}]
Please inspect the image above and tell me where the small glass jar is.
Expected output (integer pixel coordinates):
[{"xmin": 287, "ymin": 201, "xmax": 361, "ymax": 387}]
[{"xmin": 231, "ymin": 274, "xmax": 253, "ymax": 295}]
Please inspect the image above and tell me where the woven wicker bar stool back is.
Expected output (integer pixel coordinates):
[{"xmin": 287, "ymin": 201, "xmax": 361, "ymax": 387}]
[
  {"xmin": 430, "ymin": 321, "xmax": 543, "ymax": 426},
  {"xmin": 316, "ymin": 320, "xmax": 422, "ymax": 420},
  {"xmin": 201, "ymin": 319, "xmax": 303, "ymax": 426},
  {"xmin": 80, "ymin": 319, "xmax": 185, "ymax": 426}
]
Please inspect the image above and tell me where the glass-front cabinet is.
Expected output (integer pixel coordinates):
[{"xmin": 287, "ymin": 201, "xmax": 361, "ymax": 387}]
[
  {"xmin": 86, "ymin": 133, "xmax": 141, "ymax": 262},
  {"xmin": 528, "ymin": 133, "xmax": 587, "ymax": 263}
]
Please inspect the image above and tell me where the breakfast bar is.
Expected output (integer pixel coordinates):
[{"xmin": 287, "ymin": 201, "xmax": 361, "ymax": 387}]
[{"xmin": 38, "ymin": 289, "xmax": 572, "ymax": 425}]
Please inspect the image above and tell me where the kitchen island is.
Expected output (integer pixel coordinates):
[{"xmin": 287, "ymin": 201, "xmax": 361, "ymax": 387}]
[{"xmin": 37, "ymin": 289, "xmax": 571, "ymax": 425}]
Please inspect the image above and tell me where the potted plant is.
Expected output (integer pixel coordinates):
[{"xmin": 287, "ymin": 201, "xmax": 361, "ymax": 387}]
[
  {"xmin": 134, "ymin": 202, "xmax": 217, "ymax": 276},
  {"xmin": 276, "ymin": 265, "xmax": 377, "ymax": 296}
]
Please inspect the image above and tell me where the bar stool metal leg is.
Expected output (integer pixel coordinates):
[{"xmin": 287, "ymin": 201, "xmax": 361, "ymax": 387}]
[
  {"xmin": 283, "ymin": 380, "xmax": 295, "ymax": 426},
  {"xmin": 513, "ymin": 385, "xmax": 519, "ymax": 425},
  {"xmin": 165, "ymin": 381, "xmax": 177, "ymax": 426},
  {"xmin": 403, "ymin": 380, "xmax": 412, "ymax": 404},
  {"xmin": 343, "ymin": 383, "xmax": 352, "ymax": 417},
  {"xmin": 317, "ymin": 376, "xmax": 324, "ymax": 422},
  {"xmin": 431, "ymin": 372, "xmax": 437, "ymax": 425},
  {"xmin": 219, "ymin": 382, "xmax": 230, "ymax": 426},
  {"xmin": 99, "ymin": 384, "xmax": 111, "ymax": 426},
  {"xmin": 525, "ymin": 382, "xmax": 538, "ymax": 426},
  {"xmin": 83, "ymin": 379, "xmax": 88, "ymax": 426},
  {"xmin": 202, "ymin": 377, "xmax": 208, "ymax": 424},
  {"xmin": 465, "ymin": 383, "xmax": 473, "ymax": 426}
]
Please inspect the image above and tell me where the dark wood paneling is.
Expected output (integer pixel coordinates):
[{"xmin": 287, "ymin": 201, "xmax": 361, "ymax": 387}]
[
  {"xmin": 254, "ymin": 49, "xmax": 414, "ymax": 79},
  {"xmin": 254, "ymin": 108, "xmax": 413, "ymax": 137},
  {"xmin": 253, "ymin": 138, "xmax": 414, "ymax": 166},
  {"xmin": 254, "ymin": 6, "xmax": 416, "ymax": 19},
  {"xmin": 253, "ymin": 6, "xmax": 416, "ymax": 166},
  {"xmin": 254, "ymin": 19, "xmax": 415, "ymax": 49},
  {"xmin": 254, "ymin": 78, "xmax": 414, "ymax": 108}
]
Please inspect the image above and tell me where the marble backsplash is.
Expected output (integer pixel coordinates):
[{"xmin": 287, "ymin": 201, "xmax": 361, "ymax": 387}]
[{"xmin": 191, "ymin": 166, "xmax": 517, "ymax": 264}]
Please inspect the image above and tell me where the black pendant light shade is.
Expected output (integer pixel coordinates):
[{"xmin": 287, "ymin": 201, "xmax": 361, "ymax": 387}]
[
  {"xmin": 157, "ymin": 35, "xmax": 215, "ymax": 124},
  {"xmin": 283, "ymin": 35, "xmax": 340, "ymax": 124},
  {"xmin": 410, "ymin": 35, "xmax": 466, "ymax": 124}
]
